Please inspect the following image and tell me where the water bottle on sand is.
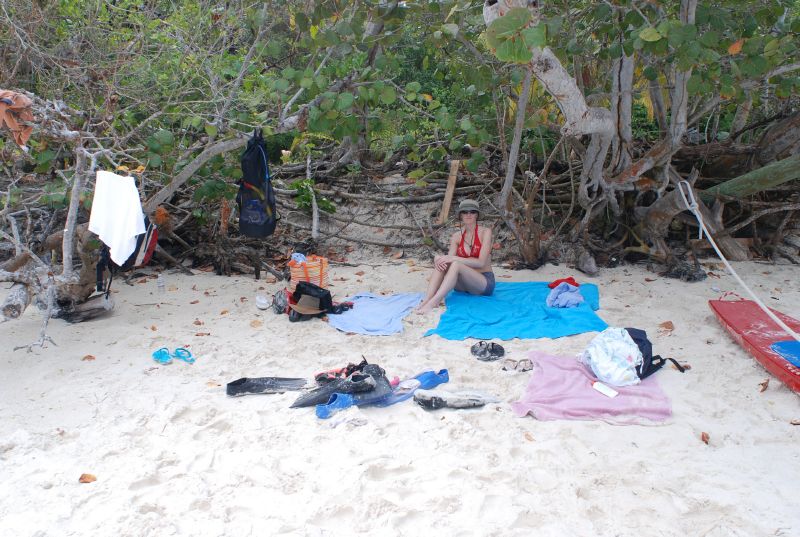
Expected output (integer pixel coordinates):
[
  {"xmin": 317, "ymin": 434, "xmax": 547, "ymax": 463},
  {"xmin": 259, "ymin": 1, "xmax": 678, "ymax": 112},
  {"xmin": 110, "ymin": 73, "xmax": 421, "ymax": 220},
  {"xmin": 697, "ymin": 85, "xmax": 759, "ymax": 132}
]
[{"xmin": 157, "ymin": 273, "xmax": 166, "ymax": 294}]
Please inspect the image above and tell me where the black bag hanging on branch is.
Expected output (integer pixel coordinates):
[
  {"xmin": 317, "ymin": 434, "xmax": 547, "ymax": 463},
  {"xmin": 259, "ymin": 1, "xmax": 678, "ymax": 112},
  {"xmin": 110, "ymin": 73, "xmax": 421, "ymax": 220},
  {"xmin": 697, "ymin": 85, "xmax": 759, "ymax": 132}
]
[{"xmin": 237, "ymin": 129, "xmax": 277, "ymax": 237}]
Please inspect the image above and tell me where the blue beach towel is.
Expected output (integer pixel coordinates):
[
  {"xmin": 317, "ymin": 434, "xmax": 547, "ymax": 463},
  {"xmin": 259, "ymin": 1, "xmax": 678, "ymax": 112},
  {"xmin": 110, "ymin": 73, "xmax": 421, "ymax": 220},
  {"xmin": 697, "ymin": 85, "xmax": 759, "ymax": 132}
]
[
  {"xmin": 425, "ymin": 281, "xmax": 607, "ymax": 341},
  {"xmin": 327, "ymin": 292, "xmax": 423, "ymax": 336}
]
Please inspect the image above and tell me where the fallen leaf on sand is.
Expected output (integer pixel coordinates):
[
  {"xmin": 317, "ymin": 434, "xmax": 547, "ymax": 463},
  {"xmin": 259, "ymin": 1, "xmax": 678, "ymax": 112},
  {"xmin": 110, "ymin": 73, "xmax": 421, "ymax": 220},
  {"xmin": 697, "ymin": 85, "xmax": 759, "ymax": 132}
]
[
  {"xmin": 206, "ymin": 381, "xmax": 221, "ymax": 387},
  {"xmin": 81, "ymin": 355, "xmax": 96, "ymax": 361},
  {"xmin": 240, "ymin": 297, "xmax": 247, "ymax": 303},
  {"xmin": 250, "ymin": 319, "xmax": 263, "ymax": 328},
  {"xmin": 524, "ymin": 432, "xmax": 534, "ymax": 442},
  {"xmin": 658, "ymin": 321, "xmax": 675, "ymax": 336},
  {"xmin": 150, "ymin": 325, "xmax": 157, "ymax": 331},
  {"xmin": 79, "ymin": 474, "xmax": 96, "ymax": 483},
  {"xmin": 193, "ymin": 319, "xmax": 204, "ymax": 326},
  {"xmin": 190, "ymin": 300, "xmax": 199, "ymax": 304},
  {"xmin": 644, "ymin": 278, "xmax": 657, "ymax": 282},
  {"xmin": 195, "ymin": 332, "xmax": 211, "ymax": 336},
  {"xmin": 700, "ymin": 432, "xmax": 710, "ymax": 445},
  {"xmin": 790, "ymin": 420, "xmax": 800, "ymax": 426},
  {"xmin": 759, "ymin": 378, "xmax": 769, "ymax": 392},
  {"xmin": 220, "ymin": 309, "xmax": 229, "ymax": 315},
  {"xmin": 355, "ymin": 271, "xmax": 365, "ymax": 276}
]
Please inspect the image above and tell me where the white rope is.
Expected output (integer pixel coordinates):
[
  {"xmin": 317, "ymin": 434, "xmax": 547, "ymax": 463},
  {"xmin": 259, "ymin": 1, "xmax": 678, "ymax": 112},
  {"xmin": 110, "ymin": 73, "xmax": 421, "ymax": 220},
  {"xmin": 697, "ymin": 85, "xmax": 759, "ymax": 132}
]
[{"xmin": 678, "ymin": 180, "xmax": 800, "ymax": 342}]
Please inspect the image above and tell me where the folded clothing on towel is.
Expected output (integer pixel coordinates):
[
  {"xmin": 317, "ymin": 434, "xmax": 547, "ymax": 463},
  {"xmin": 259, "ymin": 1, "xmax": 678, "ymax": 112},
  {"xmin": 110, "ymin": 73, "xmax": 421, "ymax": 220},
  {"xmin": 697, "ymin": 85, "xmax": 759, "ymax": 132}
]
[
  {"xmin": 548, "ymin": 276, "xmax": 580, "ymax": 289},
  {"xmin": 546, "ymin": 282, "xmax": 584, "ymax": 308}
]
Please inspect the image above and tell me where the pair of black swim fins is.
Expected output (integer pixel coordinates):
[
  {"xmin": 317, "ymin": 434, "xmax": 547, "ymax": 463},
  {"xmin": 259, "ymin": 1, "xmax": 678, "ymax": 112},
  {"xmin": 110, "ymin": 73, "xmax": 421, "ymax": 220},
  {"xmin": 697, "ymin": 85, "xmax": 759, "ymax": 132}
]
[{"xmin": 226, "ymin": 363, "xmax": 393, "ymax": 409}]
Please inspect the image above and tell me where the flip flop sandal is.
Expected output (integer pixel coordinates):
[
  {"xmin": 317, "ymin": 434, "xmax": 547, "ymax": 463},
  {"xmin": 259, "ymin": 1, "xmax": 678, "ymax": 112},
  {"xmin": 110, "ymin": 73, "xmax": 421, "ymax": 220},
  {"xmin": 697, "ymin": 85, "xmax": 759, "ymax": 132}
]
[
  {"xmin": 172, "ymin": 348, "xmax": 196, "ymax": 364},
  {"xmin": 471, "ymin": 341, "xmax": 505, "ymax": 361},
  {"xmin": 501, "ymin": 358, "xmax": 533, "ymax": 372},
  {"xmin": 516, "ymin": 358, "xmax": 533, "ymax": 372},
  {"xmin": 501, "ymin": 358, "xmax": 518, "ymax": 371},
  {"xmin": 152, "ymin": 347, "xmax": 172, "ymax": 365}
]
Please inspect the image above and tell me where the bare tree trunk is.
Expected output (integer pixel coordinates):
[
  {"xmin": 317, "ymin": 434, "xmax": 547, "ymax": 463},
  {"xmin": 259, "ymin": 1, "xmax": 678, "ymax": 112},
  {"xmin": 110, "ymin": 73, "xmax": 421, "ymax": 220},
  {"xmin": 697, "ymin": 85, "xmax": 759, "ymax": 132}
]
[
  {"xmin": 2, "ymin": 283, "xmax": 31, "ymax": 320},
  {"xmin": 610, "ymin": 0, "xmax": 697, "ymax": 186},
  {"xmin": 498, "ymin": 67, "xmax": 533, "ymax": 215},
  {"xmin": 60, "ymin": 145, "xmax": 86, "ymax": 279},
  {"xmin": 649, "ymin": 77, "xmax": 668, "ymax": 136},
  {"xmin": 755, "ymin": 111, "xmax": 800, "ymax": 165},
  {"xmin": 610, "ymin": 52, "xmax": 634, "ymax": 175},
  {"xmin": 483, "ymin": 0, "xmax": 615, "ymax": 218}
]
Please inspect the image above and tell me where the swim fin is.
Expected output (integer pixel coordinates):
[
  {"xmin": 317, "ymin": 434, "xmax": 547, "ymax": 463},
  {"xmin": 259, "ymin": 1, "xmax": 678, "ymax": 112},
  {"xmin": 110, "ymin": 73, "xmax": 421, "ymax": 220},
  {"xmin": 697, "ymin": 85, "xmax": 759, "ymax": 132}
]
[
  {"xmin": 290, "ymin": 372, "xmax": 376, "ymax": 408},
  {"xmin": 372, "ymin": 369, "xmax": 449, "ymax": 407},
  {"xmin": 226, "ymin": 377, "xmax": 308, "ymax": 397},
  {"xmin": 316, "ymin": 364, "xmax": 393, "ymax": 419}
]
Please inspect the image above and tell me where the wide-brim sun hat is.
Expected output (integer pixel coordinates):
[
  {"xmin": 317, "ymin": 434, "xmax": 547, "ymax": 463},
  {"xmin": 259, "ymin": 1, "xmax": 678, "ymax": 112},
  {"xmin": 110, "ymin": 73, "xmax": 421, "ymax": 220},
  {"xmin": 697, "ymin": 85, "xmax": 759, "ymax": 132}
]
[
  {"xmin": 289, "ymin": 294, "xmax": 325, "ymax": 315},
  {"xmin": 457, "ymin": 199, "xmax": 480, "ymax": 215}
]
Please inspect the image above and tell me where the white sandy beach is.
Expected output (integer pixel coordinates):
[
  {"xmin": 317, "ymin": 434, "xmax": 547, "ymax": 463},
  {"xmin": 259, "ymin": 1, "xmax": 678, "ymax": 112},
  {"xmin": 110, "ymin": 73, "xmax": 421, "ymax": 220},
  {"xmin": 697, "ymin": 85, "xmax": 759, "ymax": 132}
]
[{"xmin": 1, "ymin": 260, "xmax": 799, "ymax": 537}]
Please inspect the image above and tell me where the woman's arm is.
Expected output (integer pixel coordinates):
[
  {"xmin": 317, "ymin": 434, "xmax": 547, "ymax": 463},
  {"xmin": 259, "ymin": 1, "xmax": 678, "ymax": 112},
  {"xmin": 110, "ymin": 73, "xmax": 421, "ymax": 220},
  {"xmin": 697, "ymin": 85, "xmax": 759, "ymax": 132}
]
[{"xmin": 434, "ymin": 232, "xmax": 460, "ymax": 271}]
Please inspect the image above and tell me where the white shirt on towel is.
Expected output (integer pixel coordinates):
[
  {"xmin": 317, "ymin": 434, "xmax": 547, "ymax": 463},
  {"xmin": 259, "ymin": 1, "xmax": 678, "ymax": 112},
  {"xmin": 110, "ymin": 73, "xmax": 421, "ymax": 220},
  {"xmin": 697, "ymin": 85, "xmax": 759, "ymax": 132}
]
[{"xmin": 88, "ymin": 171, "xmax": 145, "ymax": 266}]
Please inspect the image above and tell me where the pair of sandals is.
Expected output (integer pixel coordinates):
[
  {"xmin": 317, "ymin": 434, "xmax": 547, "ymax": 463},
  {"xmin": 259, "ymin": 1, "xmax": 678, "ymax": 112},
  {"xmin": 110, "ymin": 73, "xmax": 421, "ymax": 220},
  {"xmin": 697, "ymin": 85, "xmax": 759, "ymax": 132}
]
[
  {"xmin": 152, "ymin": 347, "xmax": 195, "ymax": 365},
  {"xmin": 470, "ymin": 341, "xmax": 506, "ymax": 362},
  {"xmin": 501, "ymin": 358, "xmax": 533, "ymax": 372}
]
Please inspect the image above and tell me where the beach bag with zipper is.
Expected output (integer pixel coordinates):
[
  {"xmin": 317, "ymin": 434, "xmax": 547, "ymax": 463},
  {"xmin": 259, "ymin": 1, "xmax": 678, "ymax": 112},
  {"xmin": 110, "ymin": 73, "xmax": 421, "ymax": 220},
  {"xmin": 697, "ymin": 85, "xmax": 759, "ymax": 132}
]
[
  {"xmin": 625, "ymin": 327, "xmax": 686, "ymax": 379},
  {"xmin": 237, "ymin": 129, "xmax": 277, "ymax": 238}
]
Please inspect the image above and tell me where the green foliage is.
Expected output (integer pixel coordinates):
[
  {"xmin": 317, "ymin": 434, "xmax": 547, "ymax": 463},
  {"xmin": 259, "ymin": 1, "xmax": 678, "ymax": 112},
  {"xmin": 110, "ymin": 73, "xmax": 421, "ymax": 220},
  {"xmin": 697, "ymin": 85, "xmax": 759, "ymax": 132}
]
[
  {"xmin": 290, "ymin": 178, "xmax": 336, "ymax": 213},
  {"xmin": 193, "ymin": 179, "xmax": 237, "ymax": 202},
  {"xmin": 3, "ymin": 0, "xmax": 798, "ymax": 218}
]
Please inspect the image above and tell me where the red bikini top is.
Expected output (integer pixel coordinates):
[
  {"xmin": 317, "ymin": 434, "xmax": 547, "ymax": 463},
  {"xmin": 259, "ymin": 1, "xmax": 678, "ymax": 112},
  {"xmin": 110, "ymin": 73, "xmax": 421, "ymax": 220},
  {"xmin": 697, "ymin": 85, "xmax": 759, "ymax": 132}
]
[{"xmin": 456, "ymin": 226, "xmax": 482, "ymax": 258}]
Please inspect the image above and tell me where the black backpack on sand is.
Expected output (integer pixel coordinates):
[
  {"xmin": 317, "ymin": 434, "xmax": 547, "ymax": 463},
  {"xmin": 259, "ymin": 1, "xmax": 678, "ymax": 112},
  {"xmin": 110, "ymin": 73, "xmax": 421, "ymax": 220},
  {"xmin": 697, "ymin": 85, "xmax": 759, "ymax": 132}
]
[{"xmin": 625, "ymin": 327, "xmax": 686, "ymax": 379}]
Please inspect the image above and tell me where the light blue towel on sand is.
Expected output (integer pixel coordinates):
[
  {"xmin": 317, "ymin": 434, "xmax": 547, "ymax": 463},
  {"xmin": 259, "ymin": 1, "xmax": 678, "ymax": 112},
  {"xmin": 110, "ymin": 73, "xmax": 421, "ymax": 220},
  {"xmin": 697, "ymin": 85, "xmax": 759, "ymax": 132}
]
[
  {"xmin": 328, "ymin": 292, "xmax": 423, "ymax": 336},
  {"xmin": 425, "ymin": 282, "xmax": 607, "ymax": 341}
]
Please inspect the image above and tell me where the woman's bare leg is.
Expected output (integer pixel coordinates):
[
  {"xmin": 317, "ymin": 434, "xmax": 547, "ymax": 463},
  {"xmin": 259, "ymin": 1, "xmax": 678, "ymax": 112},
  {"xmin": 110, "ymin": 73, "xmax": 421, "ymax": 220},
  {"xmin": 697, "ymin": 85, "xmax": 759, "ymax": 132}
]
[
  {"xmin": 421, "ymin": 267, "xmax": 446, "ymax": 305},
  {"xmin": 417, "ymin": 261, "xmax": 487, "ymax": 314}
]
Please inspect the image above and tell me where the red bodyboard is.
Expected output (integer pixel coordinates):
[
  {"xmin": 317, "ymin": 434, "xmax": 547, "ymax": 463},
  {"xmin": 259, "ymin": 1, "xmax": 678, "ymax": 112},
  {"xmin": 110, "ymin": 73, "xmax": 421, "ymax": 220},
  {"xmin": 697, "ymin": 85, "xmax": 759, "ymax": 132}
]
[{"xmin": 709, "ymin": 299, "xmax": 800, "ymax": 393}]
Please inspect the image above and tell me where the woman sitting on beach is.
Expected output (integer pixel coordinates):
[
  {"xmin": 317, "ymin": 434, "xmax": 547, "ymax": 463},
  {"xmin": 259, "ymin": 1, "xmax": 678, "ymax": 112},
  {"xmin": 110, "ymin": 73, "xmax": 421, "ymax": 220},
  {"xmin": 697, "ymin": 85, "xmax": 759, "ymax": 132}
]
[{"xmin": 416, "ymin": 199, "xmax": 494, "ymax": 314}]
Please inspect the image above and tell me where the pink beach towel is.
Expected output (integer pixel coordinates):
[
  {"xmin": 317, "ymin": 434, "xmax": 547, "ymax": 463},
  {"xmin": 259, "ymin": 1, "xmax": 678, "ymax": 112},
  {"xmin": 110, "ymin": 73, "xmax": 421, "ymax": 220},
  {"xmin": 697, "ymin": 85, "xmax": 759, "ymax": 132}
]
[{"xmin": 511, "ymin": 351, "xmax": 672, "ymax": 425}]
